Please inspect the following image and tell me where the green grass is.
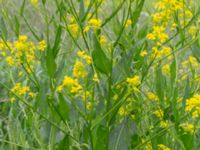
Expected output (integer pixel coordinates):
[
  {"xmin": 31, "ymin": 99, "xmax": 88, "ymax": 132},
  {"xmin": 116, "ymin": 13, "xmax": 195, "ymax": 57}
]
[{"xmin": 0, "ymin": 0, "xmax": 200, "ymax": 150}]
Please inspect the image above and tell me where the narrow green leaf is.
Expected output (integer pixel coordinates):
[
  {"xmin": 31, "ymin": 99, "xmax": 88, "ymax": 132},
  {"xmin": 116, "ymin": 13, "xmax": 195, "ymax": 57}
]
[
  {"xmin": 94, "ymin": 125, "xmax": 109, "ymax": 150},
  {"xmin": 92, "ymin": 35, "xmax": 111, "ymax": 75},
  {"xmin": 155, "ymin": 65, "xmax": 164, "ymax": 101},
  {"xmin": 20, "ymin": 0, "xmax": 26, "ymax": 16},
  {"xmin": 46, "ymin": 45, "xmax": 57, "ymax": 78},
  {"xmin": 52, "ymin": 25, "xmax": 62, "ymax": 58},
  {"xmin": 57, "ymin": 93, "xmax": 69, "ymax": 120},
  {"xmin": 79, "ymin": 0, "xmax": 85, "ymax": 21},
  {"xmin": 14, "ymin": 16, "xmax": 20, "ymax": 37},
  {"xmin": 56, "ymin": 135, "xmax": 70, "ymax": 150},
  {"xmin": 42, "ymin": 0, "xmax": 46, "ymax": 5},
  {"xmin": 0, "ymin": 17, "xmax": 8, "ymax": 40},
  {"xmin": 131, "ymin": 0, "xmax": 145, "ymax": 27}
]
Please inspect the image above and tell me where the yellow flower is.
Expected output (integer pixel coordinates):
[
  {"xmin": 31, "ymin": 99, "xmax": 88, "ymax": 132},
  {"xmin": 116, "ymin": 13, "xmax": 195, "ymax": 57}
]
[
  {"xmin": 93, "ymin": 73, "xmax": 100, "ymax": 83},
  {"xmin": 61, "ymin": 76, "xmax": 83, "ymax": 95},
  {"xmin": 68, "ymin": 23, "xmax": 79, "ymax": 36},
  {"xmin": 88, "ymin": 18, "xmax": 102, "ymax": 29},
  {"xmin": 99, "ymin": 35, "xmax": 107, "ymax": 44},
  {"xmin": 83, "ymin": 26, "xmax": 90, "ymax": 33},
  {"xmin": 162, "ymin": 64, "xmax": 170, "ymax": 75},
  {"xmin": 186, "ymin": 94, "xmax": 200, "ymax": 118},
  {"xmin": 147, "ymin": 33, "xmax": 156, "ymax": 40},
  {"xmin": 127, "ymin": 75, "xmax": 141, "ymax": 87},
  {"xmin": 157, "ymin": 144, "xmax": 170, "ymax": 150},
  {"xmin": 38, "ymin": 40, "xmax": 46, "ymax": 51},
  {"xmin": 11, "ymin": 83, "xmax": 30, "ymax": 96},
  {"xmin": 147, "ymin": 92, "xmax": 159, "ymax": 101},
  {"xmin": 188, "ymin": 56, "xmax": 198, "ymax": 68},
  {"xmin": 77, "ymin": 51, "xmax": 92, "ymax": 65},
  {"xmin": 160, "ymin": 120, "xmax": 169, "ymax": 128},
  {"xmin": 73, "ymin": 61, "xmax": 87, "ymax": 78},
  {"xmin": 118, "ymin": 107, "xmax": 128, "ymax": 116},
  {"xmin": 62, "ymin": 76, "xmax": 76, "ymax": 87},
  {"xmin": 179, "ymin": 123, "xmax": 194, "ymax": 134},
  {"xmin": 31, "ymin": 0, "xmax": 39, "ymax": 6},
  {"xmin": 140, "ymin": 50, "xmax": 148, "ymax": 57},
  {"xmin": 153, "ymin": 108, "xmax": 164, "ymax": 119},
  {"xmin": 125, "ymin": 19, "xmax": 132, "ymax": 27},
  {"xmin": 189, "ymin": 26, "xmax": 198, "ymax": 39},
  {"xmin": 6, "ymin": 56, "xmax": 14, "ymax": 66},
  {"xmin": 19, "ymin": 35, "xmax": 28, "ymax": 42},
  {"xmin": 56, "ymin": 85, "xmax": 63, "ymax": 92}
]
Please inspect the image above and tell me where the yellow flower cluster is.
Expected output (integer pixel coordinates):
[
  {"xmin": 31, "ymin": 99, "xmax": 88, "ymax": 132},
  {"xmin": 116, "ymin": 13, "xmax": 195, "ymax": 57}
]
[
  {"xmin": 88, "ymin": 18, "xmax": 102, "ymax": 28},
  {"xmin": 186, "ymin": 94, "xmax": 200, "ymax": 118},
  {"xmin": 84, "ymin": 18, "xmax": 102, "ymax": 32},
  {"xmin": 77, "ymin": 51, "xmax": 92, "ymax": 65},
  {"xmin": 147, "ymin": 0, "xmax": 193, "ymax": 61},
  {"xmin": 118, "ymin": 107, "xmax": 129, "ymax": 116},
  {"xmin": 179, "ymin": 123, "xmax": 194, "ymax": 134},
  {"xmin": 147, "ymin": 26, "xmax": 169, "ymax": 43},
  {"xmin": 146, "ymin": 92, "xmax": 159, "ymax": 101},
  {"xmin": 162, "ymin": 64, "xmax": 170, "ymax": 76},
  {"xmin": 124, "ymin": 19, "xmax": 132, "ymax": 28},
  {"xmin": 157, "ymin": 144, "xmax": 170, "ymax": 150},
  {"xmin": 73, "ymin": 61, "xmax": 87, "ymax": 78},
  {"xmin": 67, "ymin": 16, "xmax": 79, "ymax": 37},
  {"xmin": 38, "ymin": 40, "xmax": 47, "ymax": 51},
  {"xmin": 31, "ymin": 0, "xmax": 39, "ymax": 6},
  {"xmin": 11, "ymin": 83, "xmax": 30, "ymax": 96},
  {"xmin": 153, "ymin": 108, "xmax": 164, "ymax": 119},
  {"xmin": 126, "ymin": 75, "xmax": 141, "ymax": 92},
  {"xmin": 0, "ymin": 35, "xmax": 46, "ymax": 66},
  {"xmin": 118, "ymin": 98, "xmax": 134, "ymax": 117},
  {"xmin": 57, "ymin": 76, "xmax": 82, "ymax": 94},
  {"xmin": 99, "ymin": 35, "xmax": 107, "ymax": 44}
]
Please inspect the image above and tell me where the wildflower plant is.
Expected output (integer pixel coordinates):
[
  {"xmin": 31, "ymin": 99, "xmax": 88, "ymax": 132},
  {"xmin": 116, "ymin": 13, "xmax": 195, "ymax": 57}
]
[{"xmin": 0, "ymin": 0, "xmax": 200, "ymax": 149}]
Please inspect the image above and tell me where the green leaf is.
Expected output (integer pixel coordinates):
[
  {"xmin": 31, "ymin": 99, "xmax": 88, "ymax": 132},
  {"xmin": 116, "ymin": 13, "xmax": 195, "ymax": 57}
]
[
  {"xmin": 20, "ymin": 0, "xmax": 26, "ymax": 16},
  {"xmin": 46, "ymin": 25, "xmax": 62, "ymax": 78},
  {"xmin": 46, "ymin": 45, "xmax": 57, "ymax": 78},
  {"xmin": 130, "ymin": 134, "xmax": 140, "ymax": 148},
  {"xmin": 42, "ymin": 0, "xmax": 46, "ymax": 5},
  {"xmin": 92, "ymin": 35, "xmax": 111, "ymax": 75},
  {"xmin": 52, "ymin": 25, "xmax": 62, "ymax": 58},
  {"xmin": 14, "ymin": 16, "xmax": 20, "ymax": 37},
  {"xmin": 57, "ymin": 93, "xmax": 69, "ymax": 120},
  {"xmin": 94, "ymin": 125, "xmax": 109, "ymax": 150},
  {"xmin": 131, "ymin": 0, "xmax": 145, "ymax": 27},
  {"xmin": 56, "ymin": 135, "xmax": 70, "ymax": 150},
  {"xmin": 0, "ymin": 17, "xmax": 8, "ymax": 40},
  {"xmin": 170, "ymin": 57, "xmax": 177, "ymax": 86},
  {"xmin": 79, "ymin": 0, "xmax": 85, "ymax": 21},
  {"xmin": 180, "ymin": 133, "xmax": 194, "ymax": 150},
  {"xmin": 155, "ymin": 64, "xmax": 165, "ymax": 101}
]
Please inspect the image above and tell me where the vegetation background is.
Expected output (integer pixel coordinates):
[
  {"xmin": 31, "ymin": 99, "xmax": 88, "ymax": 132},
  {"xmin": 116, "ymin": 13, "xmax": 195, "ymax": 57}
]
[{"xmin": 0, "ymin": 0, "xmax": 200, "ymax": 149}]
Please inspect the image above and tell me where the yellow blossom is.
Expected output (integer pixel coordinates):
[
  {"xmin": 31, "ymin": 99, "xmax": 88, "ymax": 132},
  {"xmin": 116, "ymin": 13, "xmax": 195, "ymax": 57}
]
[
  {"xmin": 157, "ymin": 144, "xmax": 170, "ymax": 150},
  {"xmin": 179, "ymin": 123, "xmax": 194, "ymax": 134},
  {"xmin": 147, "ymin": 92, "xmax": 159, "ymax": 101},
  {"xmin": 6, "ymin": 56, "xmax": 14, "ymax": 66},
  {"xmin": 186, "ymin": 94, "xmax": 200, "ymax": 118},
  {"xmin": 73, "ymin": 61, "xmax": 87, "ymax": 78},
  {"xmin": 93, "ymin": 73, "xmax": 100, "ymax": 83},
  {"xmin": 125, "ymin": 19, "xmax": 132, "ymax": 27},
  {"xmin": 162, "ymin": 64, "xmax": 170, "ymax": 75},
  {"xmin": 88, "ymin": 18, "xmax": 102, "ymax": 29},
  {"xmin": 153, "ymin": 108, "xmax": 164, "ymax": 119},
  {"xmin": 140, "ymin": 50, "xmax": 148, "ymax": 57},
  {"xmin": 38, "ymin": 40, "xmax": 46, "ymax": 51}
]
